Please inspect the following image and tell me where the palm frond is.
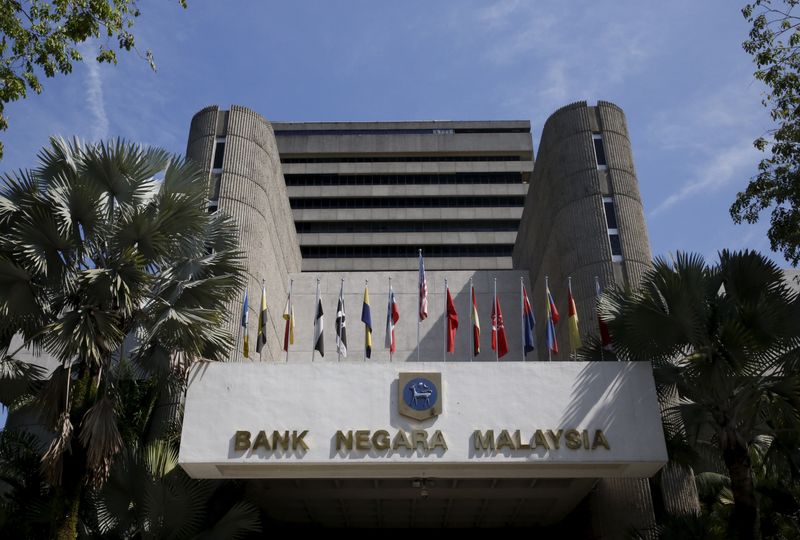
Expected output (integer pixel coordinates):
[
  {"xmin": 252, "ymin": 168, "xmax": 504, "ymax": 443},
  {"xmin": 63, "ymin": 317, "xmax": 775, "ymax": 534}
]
[
  {"xmin": 40, "ymin": 411, "xmax": 73, "ymax": 486},
  {"xmin": 79, "ymin": 396, "xmax": 123, "ymax": 488},
  {"xmin": 192, "ymin": 501, "xmax": 262, "ymax": 540}
]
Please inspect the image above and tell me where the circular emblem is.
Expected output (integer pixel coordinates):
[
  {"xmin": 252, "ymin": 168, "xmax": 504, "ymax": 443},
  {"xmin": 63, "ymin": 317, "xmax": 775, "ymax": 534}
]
[{"xmin": 402, "ymin": 377, "xmax": 438, "ymax": 411}]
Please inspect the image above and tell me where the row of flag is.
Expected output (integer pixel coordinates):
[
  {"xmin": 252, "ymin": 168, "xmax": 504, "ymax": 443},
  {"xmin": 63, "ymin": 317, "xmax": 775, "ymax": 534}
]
[{"xmin": 238, "ymin": 258, "xmax": 612, "ymax": 360}]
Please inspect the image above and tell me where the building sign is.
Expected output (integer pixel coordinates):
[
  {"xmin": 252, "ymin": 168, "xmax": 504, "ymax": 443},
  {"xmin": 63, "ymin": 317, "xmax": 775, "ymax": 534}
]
[{"xmin": 179, "ymin": 362, "xmax": 667, "ymax": 479}]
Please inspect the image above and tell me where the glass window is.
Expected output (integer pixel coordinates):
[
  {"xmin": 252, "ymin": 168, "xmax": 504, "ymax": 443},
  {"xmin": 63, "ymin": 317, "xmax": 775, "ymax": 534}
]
[
  {"xmin": 603, "ymin": 200, "xmax": 618, "ymax": 229},
  {"xmin": 212, "ymin": 138, "xmax": 226, "ymax": 170},
  {"xmin": 609, "ymin": 233, "xmax": 622, "ymax": 257},
  {"xmin": 593, "ymin": 134, "xmax": 607, "ymax": 168},
  {"xmin": 209, "ymin": 174, "xmax": 221, "ymax": 201}
]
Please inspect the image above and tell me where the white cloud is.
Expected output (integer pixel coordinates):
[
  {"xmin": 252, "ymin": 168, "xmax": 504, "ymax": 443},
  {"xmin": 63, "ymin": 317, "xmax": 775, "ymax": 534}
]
[
  {"xmin": 84, "ymin": 54, "xmax": 109, "ymax": 141},
  {"xmin": 649, "ymin": 138, "xmax": 759, "ymax": 217}
]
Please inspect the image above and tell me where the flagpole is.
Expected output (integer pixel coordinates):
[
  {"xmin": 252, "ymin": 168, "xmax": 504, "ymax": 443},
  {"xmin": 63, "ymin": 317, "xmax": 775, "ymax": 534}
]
[
  {"xmin": 468, "ymin": 277, "xmax": 473, "ymax": 362},
  {"xmin": 338, "ymin": 277, "xmax": 343, "ymax": 363},
  {"xmin": 443, "ymin": 277, "xmax": 447, "ymax": 362},
  {"xmin": 286, "ymin": 278, "xmax": 292, "ymax": 363},
  {"xmin": 364, "ymin": 279, "xmax": 368, "ymax": 363},
  {"xmin": 417, "ymin": 250, "xmax": 421, "ymax": 363},
  {"xmin": 568, "ymin": 276, "xmax": 573, "ymax": 361},
  {"xmin": 494, "ymin": 277, "xmax": 499, "ymax": 363},
  {"xmin": 546, "ymin": 275, "xmax": 552, "ymax": 362},
  {"xmin": 388, "ymin": 276, "xmax": 392, "ymax": 363},
  {"xmin": 520, "ymin": 276, "xmax": 525, "ymax": 362},
  {"xmin": 259, "ymin": 279, "xmax": 265, "ymax": 361},
  {"xmin": 595, "ymin": 275, "xmax": 604, "ymax": 362},
  {"xmin": 312, "ymin": 277, "xmax": 319, "ymax": 363}
]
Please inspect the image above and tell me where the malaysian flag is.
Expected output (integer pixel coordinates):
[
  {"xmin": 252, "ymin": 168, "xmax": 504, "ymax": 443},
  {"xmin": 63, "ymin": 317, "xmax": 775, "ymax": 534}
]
[{"xmin": 418, "ymin": 250, "xmax": 428, "ymax": 321}]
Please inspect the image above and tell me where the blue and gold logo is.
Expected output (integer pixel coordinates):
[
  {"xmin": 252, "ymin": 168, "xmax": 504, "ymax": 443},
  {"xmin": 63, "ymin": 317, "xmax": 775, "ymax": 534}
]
[{"xmin": 398, "ymin": 372, "xmax": 442, "ymax": 420}]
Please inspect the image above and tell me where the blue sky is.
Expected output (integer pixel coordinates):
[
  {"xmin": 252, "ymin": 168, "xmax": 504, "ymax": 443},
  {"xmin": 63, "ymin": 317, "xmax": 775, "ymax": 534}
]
[{"xmin": 1, "ymin": 0, "xmax": 781, "ymax": 265}]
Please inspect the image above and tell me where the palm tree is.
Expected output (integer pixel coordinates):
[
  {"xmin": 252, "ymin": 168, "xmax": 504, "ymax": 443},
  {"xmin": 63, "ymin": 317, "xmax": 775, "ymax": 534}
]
[
  {"xmin": 600, "ymin": 251, "xmax": 800, "ymax": 540},
  {"xmin": 0, "ymin": 137, "xmax": 244, "ymax": 539}
]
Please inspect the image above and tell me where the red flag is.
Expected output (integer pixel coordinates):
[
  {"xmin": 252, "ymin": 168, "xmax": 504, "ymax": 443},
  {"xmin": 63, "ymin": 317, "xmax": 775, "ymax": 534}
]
[
  {"xmin": 491, "ymin": 295, "xmax": 509, "ymax": 358},
  {"xmin": 446, "ymin": 287, "xmax": 458, "ymax": 353}
]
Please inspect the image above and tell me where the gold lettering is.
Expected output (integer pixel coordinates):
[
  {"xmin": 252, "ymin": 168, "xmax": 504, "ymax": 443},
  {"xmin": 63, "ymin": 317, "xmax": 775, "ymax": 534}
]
[
  {"xmin": 393, "ymin": 430, "xmax": 413, "ymax": 450},
  {"xmin": 473, "ymin": 430, "xmax": 494, "ymax": 450},
  {"xmin": 532, "ymin": 429, "xmax": 550, "ymax": 450},
  {"xmin": 412, "ymin": 430, "xmax": 429, "ymax": 451},
  {"xmin": 234, "ymin": 430, "xmax": 251, "ymax": 452},
  {"xmin": 272, "ymin": 430, "xmax": 290, "ymax": 451},
  {"xmin": 430, "ymin": 430, "xmax": 448, "ymax": 450},
  {"xmin": 514, "ymin": 430, "xmax": 530, "ymax": 449},
  {"xmin": 565, "ymin": 429, "xmax": 581, "ymax": 449},
  {"xmin": 372, "ymin": 430, "xmax": 390, "ymax": 450},
  {"xmin": 496, "ymin": 429, "xmax": 515, "ymax": 450},
  {"xmin": 582, "ymin": 430, "xmax": 590, "ymax": 449},
  {"xmin": 547, "ymin": 429, "xmax": 563, "ymax": 449},
  {"xmin": 355, "ymin": 430, "xmax": 371, "ymax": 450},
  {"xmin": 592, "ymin": 430, "xmax": 610, "ymax": 450},
  {"xmin": 335, "ymin": 430, "xmax": 353, "ymax": 451},
  {"xmin": 252, "ymin": 430, "xmax": 271, "ymax": 451},
  {"xmin": 292, "ymin": 430, "xmax": 309, "ymax": 451}
]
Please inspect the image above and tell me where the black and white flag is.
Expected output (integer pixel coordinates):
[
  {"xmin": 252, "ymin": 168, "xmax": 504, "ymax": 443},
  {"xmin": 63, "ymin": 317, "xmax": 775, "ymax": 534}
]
[
  {"xmin": 336, "ymin": 283, "xmax": 347, "ymax": 357},
  {"xmin": 313, "ymin": 295, "xmax": 324, "ymax": 357}
]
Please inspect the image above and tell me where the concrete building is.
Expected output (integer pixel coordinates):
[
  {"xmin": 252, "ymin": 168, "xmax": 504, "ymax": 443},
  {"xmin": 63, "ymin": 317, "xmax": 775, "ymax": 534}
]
[{"xmin": 180, "ymin": 102, "xmax": 693, "ymax": 535}]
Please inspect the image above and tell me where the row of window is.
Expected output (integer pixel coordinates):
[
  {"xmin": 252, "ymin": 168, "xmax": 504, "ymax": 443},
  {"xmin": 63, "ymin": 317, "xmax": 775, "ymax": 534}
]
[
  {"xmin": 281, "ymin": 155, "xmax": 523, "ymax": 164},
  {"xmin": 274, "ymin": 127, "xmax": 529, "ymax": 136},
  {"xmin": 289, "ymin": 196, "xmax": 526, "ymax": 210},
  {"xmin": 295, "ymin": 219, "xmax": 520, "ymax": 234},
  {"xmin": 300, "ymin": 244, "xmax": 515, "ymax": 259},
  {"xmin": 284, "ymin": 172, "xmax": 523, "ymax": 186}
]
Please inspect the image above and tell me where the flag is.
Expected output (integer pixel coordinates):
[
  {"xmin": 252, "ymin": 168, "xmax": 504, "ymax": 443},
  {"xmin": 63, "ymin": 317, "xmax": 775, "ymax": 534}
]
[
  {"xmin": 313, "ymin": 294, "xmax": 324, "ymax": 357},
  {"xmin": 596, "ymin": 278, "xmax": 612, "ymax": 349},
  {"xmin": 361, "ymin": 286, "xmax": 372, "ymax": 358},
  {"xmin": 336, "ymin": 284, "xmax": 347, "ymax": 357},
  {"xmin": 419, "ymin": 251, "xmax": 428, "ymax": 321},
  {"xmin": 256, "ymin": 284, "xmax": 267, "ymax": 354},
  {"xmin": 385, "ymin": 285, "xmax": 399, "ymax": 353},
  {"xmin": 522, "ymin": 285, "xmax": 535, "ymax": 353},
  {"xmin": 546, "ymin": 284, "xmax": 559, "ymax": 354},
  {"xmin": 446, "ymin": 286, "xmax": 458, "ymax": 353},
  {"xmin": 241, "ymin": 290, "xmax": 249, "ymax": 358},
  {"xmin": 471, "ymin": 285, "xmax": 480, "ymax": 355},
  {"xmin": 568, "ymin": 280, "xmax": 582, "ymax": 352},
  {"xmin": 491, "ymin": 294, "xmax": 509, "ymax": 358},
  {"xmin": 282, "ymin": 291, "xmax": 294, "ymax": 352}
]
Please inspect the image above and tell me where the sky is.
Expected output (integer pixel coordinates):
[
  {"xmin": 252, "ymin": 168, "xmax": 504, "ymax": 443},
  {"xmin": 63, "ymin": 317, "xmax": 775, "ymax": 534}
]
[{"xmin": 2, "ymin": 1, "xmax": 781, "ymax": 266}]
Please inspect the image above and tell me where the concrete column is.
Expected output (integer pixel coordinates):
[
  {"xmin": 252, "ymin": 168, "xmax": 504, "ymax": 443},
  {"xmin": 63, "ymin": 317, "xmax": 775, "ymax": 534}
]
[{"xmin": 186, "ymin": 106, "xmax": 301, "ymax": 362}]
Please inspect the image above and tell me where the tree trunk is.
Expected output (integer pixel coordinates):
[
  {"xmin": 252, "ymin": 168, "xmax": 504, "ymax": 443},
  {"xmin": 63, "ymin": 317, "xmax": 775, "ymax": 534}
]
[
  {"xmin": 723, "ymin": 442, "xmax": 760, "ymax": 540},
  {"xmin": 55, "ymin": 480, "xmax": 82, "ymax": 540}
]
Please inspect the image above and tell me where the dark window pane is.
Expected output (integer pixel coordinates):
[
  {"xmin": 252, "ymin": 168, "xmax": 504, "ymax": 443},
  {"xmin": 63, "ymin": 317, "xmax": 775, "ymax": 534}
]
[
  {"xmin": 609, "ymin": 233, "xmax": 622, "ymax": 256},
  {"xmin": 593, "ymin": 136, "xmax": 607, "ymax": 167},
  {"xmin": 213, "ymin": 141, "xmax": 225, "ymax": 169},
  {"xmin": 604, "ymin": 201, "xmax": 618, "ymax": 229}
]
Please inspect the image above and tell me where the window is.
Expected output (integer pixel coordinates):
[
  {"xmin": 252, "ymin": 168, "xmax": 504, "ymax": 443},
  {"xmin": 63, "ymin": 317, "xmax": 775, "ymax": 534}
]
[
  {"xmin": 212, "ymin": 137, "xmax": 226, "ymax": 171},
  {"xmin": 603, "ymin": 199, "xmax": 618, "ymax": 229},
  {"xmin": 593, "ymin": 134, "xmax": 607, "ymax": 169},
  {"xmin": 602, "ymin": 196, "xmax": 622, "ymax": 262},
  {"xmin": 209, "ymin": 174, "xmax": 221, "ymax": 201}
]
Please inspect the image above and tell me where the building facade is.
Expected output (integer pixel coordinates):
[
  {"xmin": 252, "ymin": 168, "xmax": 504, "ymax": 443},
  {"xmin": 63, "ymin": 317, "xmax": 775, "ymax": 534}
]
[{"xmin": 180, "ymin": 103, "xmax": 688, "ymax": 535}]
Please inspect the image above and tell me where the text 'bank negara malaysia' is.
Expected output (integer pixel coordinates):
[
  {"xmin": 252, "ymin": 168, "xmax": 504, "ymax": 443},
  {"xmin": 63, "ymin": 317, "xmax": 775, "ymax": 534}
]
[{"xmin": 177, "ymin": 103, "xmax": 692, "ymax": 533}]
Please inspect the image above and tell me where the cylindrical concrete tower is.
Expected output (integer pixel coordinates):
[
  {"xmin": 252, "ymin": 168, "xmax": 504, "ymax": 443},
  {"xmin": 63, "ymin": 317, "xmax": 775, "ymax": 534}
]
[
  {"xmin": 513, "ymin": 100, "xmax": 651, "ymax": 355},
  {"xmin": 186, "ymin": 105, "xmax": 301, "ymax": 362}
]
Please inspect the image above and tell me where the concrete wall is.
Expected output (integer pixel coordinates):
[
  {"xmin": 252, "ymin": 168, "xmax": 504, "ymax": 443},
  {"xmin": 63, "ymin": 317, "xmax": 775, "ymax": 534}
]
[
  {"xmin": 186, "ymin": 105, "xmax": 302, "ymax": 363},
  {"xmin": 513, "ymin": 101, "xmax": 652, "ymax": 355}
]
